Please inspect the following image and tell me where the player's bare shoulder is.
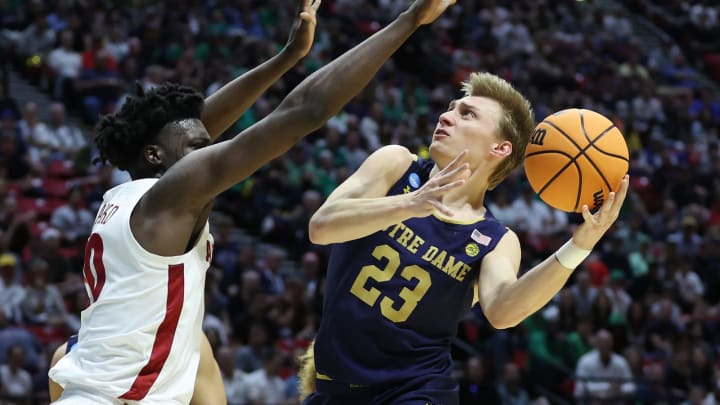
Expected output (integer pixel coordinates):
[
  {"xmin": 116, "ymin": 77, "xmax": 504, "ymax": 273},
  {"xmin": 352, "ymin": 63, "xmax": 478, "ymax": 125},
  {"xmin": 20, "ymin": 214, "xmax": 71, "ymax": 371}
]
[{"xmin": 369, "ymin": 145, "xmax": 417, "ymax": 179}]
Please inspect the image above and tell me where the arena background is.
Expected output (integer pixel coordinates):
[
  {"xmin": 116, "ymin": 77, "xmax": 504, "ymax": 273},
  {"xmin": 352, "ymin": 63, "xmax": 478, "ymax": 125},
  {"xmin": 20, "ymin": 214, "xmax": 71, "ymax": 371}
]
[{"xmin": 0, "ymin": 0, "xmax": 719, "ymax": 403}]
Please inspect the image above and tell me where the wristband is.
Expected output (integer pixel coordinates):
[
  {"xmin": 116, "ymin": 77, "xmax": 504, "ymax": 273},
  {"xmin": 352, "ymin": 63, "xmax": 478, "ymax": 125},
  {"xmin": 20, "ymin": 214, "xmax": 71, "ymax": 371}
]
[{"xmin": 555, "ymin": 240, "xmax": 591, "ymax": 270}]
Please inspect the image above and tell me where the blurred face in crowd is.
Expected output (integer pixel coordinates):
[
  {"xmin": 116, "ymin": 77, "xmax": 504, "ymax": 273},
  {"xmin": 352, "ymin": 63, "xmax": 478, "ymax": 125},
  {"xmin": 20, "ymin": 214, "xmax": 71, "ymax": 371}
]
[
  {"xmin": 8, "ymin": 345, "xmax": 24, "ymax": 369},
  {"xmin": 466, "ymin": 357, "xmax": 486, "ymax": 384},
  {"xmin": 49, "ymin": 103, "xmax": 66, "ymax": 126},
  {"xmin": 502, "ymin": 363, "xmax": 521, "ymax": 392},
  {"xmin": 596, "ymin": 330, "xmax": 613, "ymax": 364}
]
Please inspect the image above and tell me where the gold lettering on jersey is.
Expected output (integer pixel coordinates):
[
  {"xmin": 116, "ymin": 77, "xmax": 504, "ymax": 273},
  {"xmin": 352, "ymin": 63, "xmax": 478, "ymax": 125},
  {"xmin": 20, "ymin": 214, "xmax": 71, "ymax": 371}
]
[
  {"xmin": 386, "ymin": 223, "xmax": 426, "ymax": 255},
  {"xmin": 387, "ymin": 223, "xmax": 404, "ymax": 238},
  {"xmin": 397, "ymin": 227, "xmax": 414, "ymax": 247},
  {"xmin": 385, "ymin": 223, "xmax": 473, "ymax": 283},
  {"xmin": 421, "ymin": 245, "xmax": 438, "ymax": 261},
  {"xmin": 407, "ymin": 235, "xmax": 424, "ymax": 254}
]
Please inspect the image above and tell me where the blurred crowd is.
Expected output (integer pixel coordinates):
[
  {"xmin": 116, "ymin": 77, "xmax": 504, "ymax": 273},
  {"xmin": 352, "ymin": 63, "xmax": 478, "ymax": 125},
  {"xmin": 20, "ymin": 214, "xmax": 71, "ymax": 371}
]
[{"xmin": 0, "ymin": 0, "xmax": 719, "ymax": 404}]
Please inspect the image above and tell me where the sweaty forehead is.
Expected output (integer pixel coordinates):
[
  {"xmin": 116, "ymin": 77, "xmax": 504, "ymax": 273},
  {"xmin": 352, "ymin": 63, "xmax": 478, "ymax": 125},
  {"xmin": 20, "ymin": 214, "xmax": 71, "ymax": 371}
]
[{"xmin": 159, "ymin": 118, "xmax": 209, "ymax": 142}]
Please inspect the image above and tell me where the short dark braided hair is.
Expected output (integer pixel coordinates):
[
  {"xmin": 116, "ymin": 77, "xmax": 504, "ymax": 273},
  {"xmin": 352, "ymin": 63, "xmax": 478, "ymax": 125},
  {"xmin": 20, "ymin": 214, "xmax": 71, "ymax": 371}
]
[{"xmin": 94, "ymin": 83, "xmax": 205, "ymax": 170}]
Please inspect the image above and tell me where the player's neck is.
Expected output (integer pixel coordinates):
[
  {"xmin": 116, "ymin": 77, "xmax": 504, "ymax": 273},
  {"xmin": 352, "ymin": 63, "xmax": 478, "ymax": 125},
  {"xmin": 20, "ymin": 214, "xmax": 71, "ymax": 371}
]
[{"xmin": 441, "ymin": 176, "xmax": 488, "ymax": 217}]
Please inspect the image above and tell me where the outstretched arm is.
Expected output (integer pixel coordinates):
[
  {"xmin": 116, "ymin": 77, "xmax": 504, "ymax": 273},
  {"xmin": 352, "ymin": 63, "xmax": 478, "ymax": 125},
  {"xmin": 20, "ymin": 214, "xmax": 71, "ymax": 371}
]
[
  {"xmin": 478, "ymin": 176, "xmax": 630, "ymax": 329},
  {"xmin": 136, "ymin": 0, "xmax": 458, "ymax": 257},
  {"xmin": 201, "ymin": 0, "xmax": 320, "ymax": 141}
]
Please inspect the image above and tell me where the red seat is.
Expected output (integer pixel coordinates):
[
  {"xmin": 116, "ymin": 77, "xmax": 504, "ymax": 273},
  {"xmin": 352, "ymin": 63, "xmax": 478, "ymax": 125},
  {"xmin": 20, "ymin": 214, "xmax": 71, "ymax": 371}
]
[
  {"xmin": 58, "ymin": 247, "xmax": 81, "ymax": 260},
  {"xmin": 29, "ymin": 220, "xmax": 49, "ymax": 237},
  {"xmin": 42, "ymin": 179, "xmax": 69, "ymax": 198},
  {"xmin": 17, "ymin": 197, "xmax": 66, "ymax": 219},
  {"xmin": 47, "ymin": 160, "xmax": 76, "ymax": 178}
]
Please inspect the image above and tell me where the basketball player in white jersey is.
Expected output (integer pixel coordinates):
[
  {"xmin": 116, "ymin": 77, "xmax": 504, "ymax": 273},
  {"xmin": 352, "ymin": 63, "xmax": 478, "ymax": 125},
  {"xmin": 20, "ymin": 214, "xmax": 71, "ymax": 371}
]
[{"xmin": 48, "ymin": 1, "xmax": 322, "ymax": 403}]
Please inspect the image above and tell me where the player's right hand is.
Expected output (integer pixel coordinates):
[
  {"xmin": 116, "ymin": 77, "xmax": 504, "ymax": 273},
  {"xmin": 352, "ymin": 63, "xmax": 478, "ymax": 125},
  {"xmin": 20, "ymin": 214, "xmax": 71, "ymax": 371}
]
[
  {"xmin": 407, "ymin": 149, "xmax": 470, "ymax": 217},
  {"xmin": 284, "ymin": 0, "xmax": 322, "ymax": 60},
  {"xmin": 407, "ymin": 0, "xmax": 457, "ymax": 26}
]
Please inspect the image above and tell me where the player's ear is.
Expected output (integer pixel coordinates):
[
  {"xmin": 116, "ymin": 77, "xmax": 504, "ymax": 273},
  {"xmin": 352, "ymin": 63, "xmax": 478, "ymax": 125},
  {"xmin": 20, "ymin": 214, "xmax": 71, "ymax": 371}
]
[
  {"xmin": 144, "ymin": 144, "xmax": 164, "ymax": 166},
  {"xmin": 490, "ymin": 140, "xmax": 512, "ymax": 158}
]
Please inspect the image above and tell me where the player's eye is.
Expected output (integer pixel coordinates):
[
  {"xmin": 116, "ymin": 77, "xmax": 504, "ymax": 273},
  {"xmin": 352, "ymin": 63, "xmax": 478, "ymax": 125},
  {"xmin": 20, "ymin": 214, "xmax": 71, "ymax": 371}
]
[{"xmin": 461, "ymin": 110, "xmax": 476, "ymax": 119}]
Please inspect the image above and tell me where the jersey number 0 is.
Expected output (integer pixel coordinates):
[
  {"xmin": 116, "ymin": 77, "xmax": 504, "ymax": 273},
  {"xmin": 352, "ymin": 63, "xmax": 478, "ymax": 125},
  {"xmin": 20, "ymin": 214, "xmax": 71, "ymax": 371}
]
[{"xmin": 350, "ymin": 244, "xmax": 432, "ymax": 323}]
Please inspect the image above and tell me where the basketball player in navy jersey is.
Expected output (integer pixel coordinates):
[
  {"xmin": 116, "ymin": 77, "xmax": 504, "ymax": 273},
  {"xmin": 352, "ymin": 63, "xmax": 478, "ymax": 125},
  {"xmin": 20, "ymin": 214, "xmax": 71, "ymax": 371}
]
[
  {"xmin": 48, "ymin": 0, "xmax": 460, "ymax": 403},
  {"xmin": 301, "ymin": 73, "xmax": 630, "ymax": 404}
]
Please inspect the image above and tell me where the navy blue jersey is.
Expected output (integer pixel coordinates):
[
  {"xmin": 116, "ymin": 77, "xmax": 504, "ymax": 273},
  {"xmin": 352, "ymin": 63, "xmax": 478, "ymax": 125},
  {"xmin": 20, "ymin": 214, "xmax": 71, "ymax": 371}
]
[{"xmin": 314, "ymin": 157, "xmax": 508, "ymax": 387}]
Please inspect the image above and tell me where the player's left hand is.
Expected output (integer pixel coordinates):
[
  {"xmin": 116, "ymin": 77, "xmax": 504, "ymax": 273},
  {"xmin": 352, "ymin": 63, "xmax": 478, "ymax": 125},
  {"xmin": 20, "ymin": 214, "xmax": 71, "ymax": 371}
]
[
  {"xmin": 572, "ymin": 175, "xmax": 630, "ymax": 250},
  {"xmin": 284, "ymin": 0, "xmax": 321, "ymax": 59}
]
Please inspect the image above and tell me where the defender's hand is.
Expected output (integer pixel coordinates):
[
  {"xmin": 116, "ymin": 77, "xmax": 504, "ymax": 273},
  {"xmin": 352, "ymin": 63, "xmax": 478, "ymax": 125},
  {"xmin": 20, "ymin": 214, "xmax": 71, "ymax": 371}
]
[
  {"xmin": 284, "ymin": 0, "xmax": 321, "ymax": 59},
  {"xmin": 407, "ymin": 0, "xmax": 457, "ymax": 26},
  {"xmin": 406, "ymin": 149, "xmax": 470, "ymax": 217},
  {"xmin": 572, "ymin": 175, "xmax": 630, "ymax": 250}
]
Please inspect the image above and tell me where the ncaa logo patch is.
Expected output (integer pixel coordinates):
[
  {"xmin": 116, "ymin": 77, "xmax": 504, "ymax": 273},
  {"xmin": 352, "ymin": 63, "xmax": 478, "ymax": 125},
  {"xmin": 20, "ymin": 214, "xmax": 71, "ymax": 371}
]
[
  {"xmin": 465, "ymin": 243, "xmax": 480, "ymax": 257},
  {"xmin": 409, "ymin": 173, "xmax": 421, "ymax": 189}
]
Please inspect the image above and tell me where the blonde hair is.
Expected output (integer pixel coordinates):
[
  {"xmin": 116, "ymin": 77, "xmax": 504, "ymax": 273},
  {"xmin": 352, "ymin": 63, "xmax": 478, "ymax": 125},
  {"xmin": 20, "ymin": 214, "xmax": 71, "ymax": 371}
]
[
  {"xmin": 297, "ymin": 341, "xmax": 317, "ymax": 400},
  {"xmin": 461, "ymin": 73, "xmax": 535, "ymax": 190}
]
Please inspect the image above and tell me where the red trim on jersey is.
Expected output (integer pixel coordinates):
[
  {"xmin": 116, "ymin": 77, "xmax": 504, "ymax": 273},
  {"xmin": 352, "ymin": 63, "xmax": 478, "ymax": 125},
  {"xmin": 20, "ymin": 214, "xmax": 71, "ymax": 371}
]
[
  {"xmin": 83, "ymin": 233, "xmax": 106, "ymax": 302},
  {"xmin": 120, "ymin": 264, "xmax": 185, "ymax": 400}
]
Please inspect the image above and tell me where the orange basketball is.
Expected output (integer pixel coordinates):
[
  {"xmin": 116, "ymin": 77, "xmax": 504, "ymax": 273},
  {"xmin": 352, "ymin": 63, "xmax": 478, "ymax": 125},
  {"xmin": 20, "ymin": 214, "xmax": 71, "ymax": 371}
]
[{"xmin": 523, "ymin": 109, "xmax": 629, "ymax": 213}]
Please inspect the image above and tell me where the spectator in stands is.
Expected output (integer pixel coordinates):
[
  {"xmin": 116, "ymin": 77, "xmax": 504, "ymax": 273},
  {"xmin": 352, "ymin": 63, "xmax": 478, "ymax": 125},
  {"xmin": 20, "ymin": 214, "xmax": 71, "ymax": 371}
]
[
  {"xmin": 236, "ymin": 322, "xmax": 271, "ymax": 374},
  {"xmin": 49, "ymin": 185, "xmax": 93, "ymax": 247},
  {"xmin": 32, "ymin": 228, "xmax": 72, "ymax": 284},
  {"xmin": 0, "ymin": 111, "xmax": 30, "ymax": 181},
  {"xmin": 20, "ymin": 257, "xmax": 68, "ymax": 331},
  {"xmin": 17, "ymin": 101, "xmax": 50, "ymax": 164},
  {"xmin": 244, "ymin": 347, "xmax": 289, "ymax": 405},
  {"xmin": 0, "ymin": 344, "xmax": 33, "ymax": 402},
  {"xmin": 459, "ymin": 356, "xmax": 500, "ymax": 404},
  {"xmin": 635, "ymin": 361, "xmax": 670, "ymax": 403},
  {"xmin": 75, "ymin": 49, "xmax": 122, "ymax": 124},
  {"xmin": 13, "ymin": 12, "xmax": 55, "ymax": 64},
  {"xmin": 0, "ymin": 84, "xmax": 19, "ymax": 120},
  {"xmin": 217, "ymin": 345, "xmax": 248, "ymax": 405},
  {"xmin": 0, "ymin": 195, "xmax": 32, "ymax": 257},
  {"xmin": 41, "ymin": 102, "xmax": 86, "ymax": 160},
  {"xmin": 497, "ymin": 362, "xmax": 530, "ymax": 405},
  {"xmin": 0, "ymin": 253, "xmax": 24, "ymax": 324},
  {"xmin": 570, "ymin": 269, "xmax": 597, "ymax": 318},
  {"xmin": 574, "ymin": 329, "xmax": 635, "ymax": 401},
  {"xmin": 47, "ymin": 30, "xmax": 82, "ymax": 103}
]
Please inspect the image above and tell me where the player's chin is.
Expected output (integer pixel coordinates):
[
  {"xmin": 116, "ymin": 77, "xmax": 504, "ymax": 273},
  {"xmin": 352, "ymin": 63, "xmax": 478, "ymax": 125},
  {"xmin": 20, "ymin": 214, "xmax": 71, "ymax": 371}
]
[{"xmin": 428, "ymin": 142, "xmax": 448, "ymax": 160}]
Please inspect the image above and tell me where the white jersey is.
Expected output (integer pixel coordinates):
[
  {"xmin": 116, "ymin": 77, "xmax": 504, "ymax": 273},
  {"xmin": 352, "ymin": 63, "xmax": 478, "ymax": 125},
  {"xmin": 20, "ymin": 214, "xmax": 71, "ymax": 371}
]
[{"xmin": 50, "ymin": 179, "xmax": 213, "ymax": 404}]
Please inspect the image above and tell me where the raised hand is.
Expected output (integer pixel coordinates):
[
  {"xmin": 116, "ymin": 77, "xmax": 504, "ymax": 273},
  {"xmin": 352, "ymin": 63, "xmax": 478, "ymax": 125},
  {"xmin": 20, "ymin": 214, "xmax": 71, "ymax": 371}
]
[
  {"xmin": 407, "ymin": 0, "xmax": 457, "ymax": 26},
  {"xmin": 284, "ymin": 0, "xmax": 322, "ymax": 59},
  {"xmin": 408, "ymin": 149, "xmax": 470, "ymax": 217},
  {"xmin": 572, "ymin": 175, "xmax": 630, "ymax": 250}
]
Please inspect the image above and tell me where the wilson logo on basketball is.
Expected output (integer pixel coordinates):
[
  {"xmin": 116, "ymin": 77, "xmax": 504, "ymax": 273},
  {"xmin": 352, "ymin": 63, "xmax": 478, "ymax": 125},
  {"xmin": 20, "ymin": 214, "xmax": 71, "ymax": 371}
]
[
  {"xmin": 592, "ymin": 189, "xmax": 604, "ymax": 209},
  {"xmin": 529, "ymin": 128, "xmax": 547, "ymax": 146}
]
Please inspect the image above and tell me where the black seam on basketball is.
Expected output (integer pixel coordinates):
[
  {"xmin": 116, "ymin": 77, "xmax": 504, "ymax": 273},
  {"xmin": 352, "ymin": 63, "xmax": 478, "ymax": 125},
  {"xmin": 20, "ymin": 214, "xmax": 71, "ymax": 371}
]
[
  {"xmin": 541, "ymin": 120, "xmax": 585, "ymax": 153},
  {"xmin": 579, "ymin": 111, "xmax": 613, "ymax": 191},
  {"xmin": 587, "ymin": 132, "xmax": 630, "ymax": 162},
  {"xmin": 525, "ymin": 149, "xmax": 578, "ymax": 194},
  {"xmin": 525, "ymin": 150, "xmax": 577, "ymax": 159},
  {"xmin": 535, "ymin": 155, "xmax": 581, "ymax": 198},
  {"xmin": 574, "ymin": 159, "xmax": 583, "ymax": 212}
]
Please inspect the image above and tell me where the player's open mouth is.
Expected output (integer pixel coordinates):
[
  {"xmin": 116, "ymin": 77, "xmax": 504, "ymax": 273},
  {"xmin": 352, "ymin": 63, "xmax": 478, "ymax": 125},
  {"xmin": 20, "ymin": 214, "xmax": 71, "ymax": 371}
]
[{"xmin": 433, "ymin": 129, "xmax": 449, "ymax": 138}]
